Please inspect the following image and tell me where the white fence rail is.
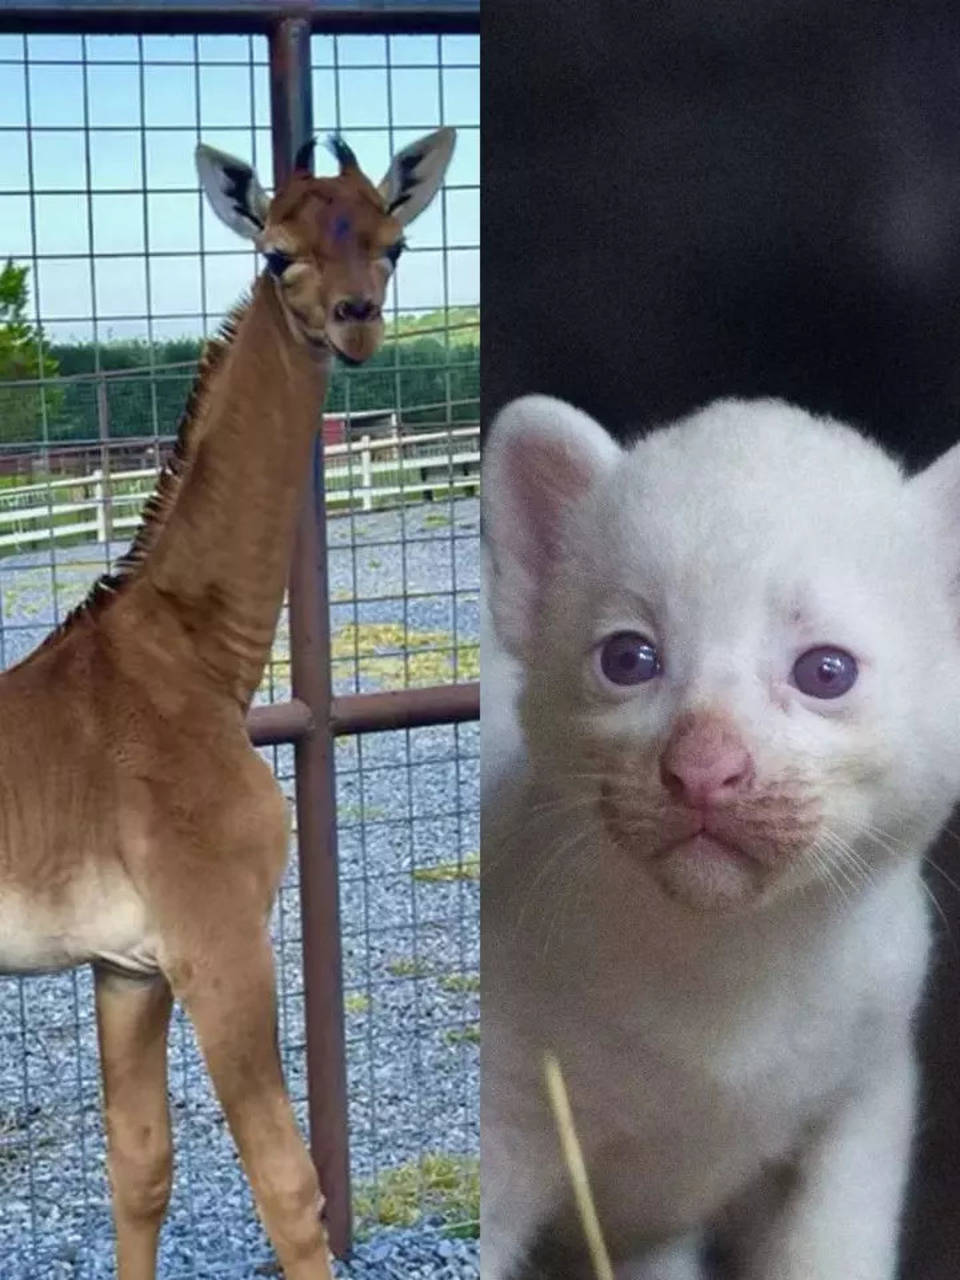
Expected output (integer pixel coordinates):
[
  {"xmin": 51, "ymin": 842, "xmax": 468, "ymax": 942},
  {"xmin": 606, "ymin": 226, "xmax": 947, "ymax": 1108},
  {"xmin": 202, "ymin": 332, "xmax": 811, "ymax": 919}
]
[{"xmin": 0, "ymin": 425, "xmax": 480, "ymax": 554}]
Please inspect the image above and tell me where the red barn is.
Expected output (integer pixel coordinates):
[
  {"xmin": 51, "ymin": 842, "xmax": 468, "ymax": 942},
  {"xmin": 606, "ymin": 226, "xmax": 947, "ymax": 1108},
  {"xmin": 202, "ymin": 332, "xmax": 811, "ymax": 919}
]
[{"xmin": 322, "ymin": 415, "xmax": 346, "ymax": 447}]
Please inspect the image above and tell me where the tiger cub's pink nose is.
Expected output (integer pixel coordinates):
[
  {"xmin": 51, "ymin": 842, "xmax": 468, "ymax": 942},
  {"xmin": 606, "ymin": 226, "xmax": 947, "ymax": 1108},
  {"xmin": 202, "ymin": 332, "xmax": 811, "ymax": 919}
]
[{"xmin": 659, "ymin": 713, "xmax": 754, "ymax": 808}]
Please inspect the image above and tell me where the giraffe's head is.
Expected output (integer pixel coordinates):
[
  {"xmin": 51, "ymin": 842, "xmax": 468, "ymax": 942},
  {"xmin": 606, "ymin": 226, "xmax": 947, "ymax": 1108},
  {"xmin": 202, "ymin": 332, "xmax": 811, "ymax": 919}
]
[{"xmin": 196, "ymin": 128, "xmax": 455, "ymax": 364}]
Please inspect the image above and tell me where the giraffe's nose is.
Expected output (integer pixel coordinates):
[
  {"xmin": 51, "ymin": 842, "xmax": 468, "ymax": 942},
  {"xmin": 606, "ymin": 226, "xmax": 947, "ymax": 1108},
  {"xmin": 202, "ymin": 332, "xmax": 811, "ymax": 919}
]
[{"xmin": 332, "ymin": 296, "xmax": 382, "ymax": 323}]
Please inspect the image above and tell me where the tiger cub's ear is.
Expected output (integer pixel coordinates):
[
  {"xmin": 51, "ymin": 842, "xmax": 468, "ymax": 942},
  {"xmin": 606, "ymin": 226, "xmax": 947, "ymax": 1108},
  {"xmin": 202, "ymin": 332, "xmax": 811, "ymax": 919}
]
[{"xmin": 483, "ymin": 395, "xmax": 621, "ymax": 659}]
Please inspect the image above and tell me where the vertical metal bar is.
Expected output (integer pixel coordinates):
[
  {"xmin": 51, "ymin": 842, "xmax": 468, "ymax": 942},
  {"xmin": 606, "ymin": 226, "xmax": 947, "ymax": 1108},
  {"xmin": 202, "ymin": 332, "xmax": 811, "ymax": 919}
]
[
  {"xmin": 268, "ymin": 16, "xmax": 352, "ymax": 1257},
  {"xmin": 79, "ymin": 31, "xmax": 108, "ymax": 576},
  {"xmin": 136, "ymin": 35, "xmax": 162, "ymax": 471}
]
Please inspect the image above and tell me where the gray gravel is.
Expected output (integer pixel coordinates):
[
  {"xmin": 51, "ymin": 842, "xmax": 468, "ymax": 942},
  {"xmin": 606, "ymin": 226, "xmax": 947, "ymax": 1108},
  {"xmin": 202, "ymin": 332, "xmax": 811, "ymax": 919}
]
[{"xmin": 0, "ymin": 500, "xmax": 480, "ymax": 1278}]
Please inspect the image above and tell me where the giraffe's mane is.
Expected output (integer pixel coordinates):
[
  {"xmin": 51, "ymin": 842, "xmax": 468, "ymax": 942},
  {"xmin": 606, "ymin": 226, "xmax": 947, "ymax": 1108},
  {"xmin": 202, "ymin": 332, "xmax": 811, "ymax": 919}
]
[{"xmin": 39, "ymin": 295, "xmax": 251, "ymax": 648}]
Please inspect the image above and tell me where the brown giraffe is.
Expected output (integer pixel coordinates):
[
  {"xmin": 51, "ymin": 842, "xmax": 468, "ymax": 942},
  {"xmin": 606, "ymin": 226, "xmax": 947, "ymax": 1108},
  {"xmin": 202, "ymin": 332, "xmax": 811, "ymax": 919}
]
[{"xmin": 0, "ymin": 127, "xmax": 454, "ymax": 1279}]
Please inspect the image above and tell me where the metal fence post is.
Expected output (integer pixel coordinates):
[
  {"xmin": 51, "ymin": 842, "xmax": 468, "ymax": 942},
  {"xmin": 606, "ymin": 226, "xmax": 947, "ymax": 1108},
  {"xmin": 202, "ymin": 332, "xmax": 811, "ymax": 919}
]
[{"xmin": 269, "ymin": 16, "xmax": 352, "ymax": 1257}]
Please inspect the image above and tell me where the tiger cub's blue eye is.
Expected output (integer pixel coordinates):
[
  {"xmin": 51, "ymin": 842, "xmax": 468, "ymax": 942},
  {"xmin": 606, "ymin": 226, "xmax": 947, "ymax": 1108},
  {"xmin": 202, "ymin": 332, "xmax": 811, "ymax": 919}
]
[
  {"xmin": 792, "ymin": 647, "xmax": 858, "ymax": 699},
  {"xmin": 597, "ymin": 632, "xmax": 661, "ymax": 686}
]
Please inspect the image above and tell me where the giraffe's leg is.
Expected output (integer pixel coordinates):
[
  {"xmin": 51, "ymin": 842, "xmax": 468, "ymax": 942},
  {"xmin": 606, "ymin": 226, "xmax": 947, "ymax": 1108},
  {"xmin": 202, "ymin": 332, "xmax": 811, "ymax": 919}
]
[
  {"xmin": 94, "ymin": 967, "xmax": 174, "ymax": 1280},
  {"xmin": 167, "ymin": 925, "xmax": 334, "ymax": 1280}
]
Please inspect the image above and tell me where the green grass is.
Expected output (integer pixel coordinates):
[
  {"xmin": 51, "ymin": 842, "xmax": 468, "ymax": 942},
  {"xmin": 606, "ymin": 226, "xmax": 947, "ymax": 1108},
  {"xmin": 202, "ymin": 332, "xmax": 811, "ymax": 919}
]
[
  {"xmin": 343, "ymin": 992, "xmax": 371, "ymax": 1016},
  {"xmin": 259, "ymin": 622, "xmax": 479, "ymax": 700},
  {"xmin": 353, "ymin": 1151, "xmax": 479, "ymax": 1237},
  {"xmin": 338, "ymin": 804, "xmax": 387, "ymax": 823},
  {"xmin": 330, "ymin": 623, "xmax": 479, "ymax": 687},
  {"xmin": 385, "ymin": 956, "xmax": 431, "ymax": 979},
  {"xmin": 444, "ymin": 1024, "xmax": 481, "ymax": 1047},
  {"xmin": 413, "ymin": 857, "xmax": 480, "ymax": 884},
  {"xmin": 439, "ymin": 972, "xmax": 480, "ymax": 995}
]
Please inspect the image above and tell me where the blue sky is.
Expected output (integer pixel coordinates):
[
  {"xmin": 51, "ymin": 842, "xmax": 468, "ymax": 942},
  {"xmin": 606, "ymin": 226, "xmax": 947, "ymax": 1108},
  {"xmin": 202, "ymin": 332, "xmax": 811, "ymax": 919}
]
[{"xmin": 0, "ymin": 32, "xmax": 479, "ymax": 346}]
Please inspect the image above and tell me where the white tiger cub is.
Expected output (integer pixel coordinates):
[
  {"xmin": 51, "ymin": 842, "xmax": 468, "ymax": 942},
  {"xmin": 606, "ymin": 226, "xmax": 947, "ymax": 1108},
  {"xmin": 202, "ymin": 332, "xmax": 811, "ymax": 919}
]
[{"xmin": 481, "ymin": 395, "xmax": 960, "ymax": 1279}]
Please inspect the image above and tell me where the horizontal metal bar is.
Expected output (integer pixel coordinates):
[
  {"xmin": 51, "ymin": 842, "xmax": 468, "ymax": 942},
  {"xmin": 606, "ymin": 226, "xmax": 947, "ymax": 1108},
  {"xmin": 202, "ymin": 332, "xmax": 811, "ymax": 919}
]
[
  {"xmin": 0, "ymin": 2, "xmax": 479, "ymax": 36},
  {"xmin": 0, "ymin": 181, "xmax": 479, "ymax": 194},
  {"xmin": 0, "ymin": 124, "xmax": 480, "ymax": 135},
  {"xmin": 247, "ymin": 686, "xmax": 479, "ymax": 743},
  {"xmin": 15, "ymin": 244, "xmax": 478, "ymax": 261},
  {"xmin": 246, "ymin": 697, "xmax": 313, "ymax": 745},
  {"xmin": 0, "ymin": 60, "xmax": 480, "ymax": 71},
  {"xmin": 330, "ymin": 681, "xmax": 478, "ymax": 735}
]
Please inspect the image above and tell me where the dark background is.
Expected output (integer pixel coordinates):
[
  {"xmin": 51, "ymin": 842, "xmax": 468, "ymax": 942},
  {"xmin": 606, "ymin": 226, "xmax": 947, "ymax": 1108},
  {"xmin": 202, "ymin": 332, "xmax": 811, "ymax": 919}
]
[
  {"xmin": 482, "ymin": 1, "xmax": 960, "ymax": 1274},
  {"xmin": 483, "ymin": 0, "xmax": 960, "ymax": 468}
]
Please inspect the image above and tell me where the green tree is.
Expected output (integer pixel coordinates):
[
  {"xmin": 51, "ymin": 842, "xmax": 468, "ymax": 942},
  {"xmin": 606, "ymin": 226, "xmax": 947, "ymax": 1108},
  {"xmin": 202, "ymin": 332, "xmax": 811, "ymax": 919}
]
[
  {"xmin": 37, "ymin": 308, "xmax": 479, "ymax": 444},
  {"xmin": 0, "ymin": 259, "xmax": 61, "ymax": 445},
  {"xmin": 48, "ymin": 336, "xmax": 203, "ymax": 443}
]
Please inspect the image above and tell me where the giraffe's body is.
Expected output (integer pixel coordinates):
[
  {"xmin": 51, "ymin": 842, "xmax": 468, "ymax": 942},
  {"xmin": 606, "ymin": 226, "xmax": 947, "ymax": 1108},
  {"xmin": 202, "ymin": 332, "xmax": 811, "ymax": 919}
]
[
  {"xmin": 0, "ymin": 280, "xmax": 306, "ymax": 983},
  {"xmin": 0, "ymin": 603, "xmax": 165, "ymax": 980},
  {"xmin": 0, "ymin": 128, "xmax": 454, "ymax": 1280}
]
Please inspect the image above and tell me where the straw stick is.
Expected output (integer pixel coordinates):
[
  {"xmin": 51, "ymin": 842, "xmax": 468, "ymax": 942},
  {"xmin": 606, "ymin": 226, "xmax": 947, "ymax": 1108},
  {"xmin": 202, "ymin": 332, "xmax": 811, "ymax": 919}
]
[{"xmin": 542, "ymin": 1051, "xmax": 615, "ymax": 1280}]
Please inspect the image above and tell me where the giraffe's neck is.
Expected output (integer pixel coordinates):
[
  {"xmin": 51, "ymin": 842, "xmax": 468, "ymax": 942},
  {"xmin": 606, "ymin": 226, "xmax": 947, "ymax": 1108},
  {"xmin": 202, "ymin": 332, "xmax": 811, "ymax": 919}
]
[{"xmin": 129, "ymin": 276, "xmax": 329, "ymax": 707}]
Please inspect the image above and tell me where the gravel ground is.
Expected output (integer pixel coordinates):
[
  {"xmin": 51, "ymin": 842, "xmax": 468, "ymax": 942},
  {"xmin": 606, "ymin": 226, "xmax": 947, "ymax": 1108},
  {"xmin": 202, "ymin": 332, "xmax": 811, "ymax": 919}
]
[{"xmin": 0, "ymin": 500, "xmax": 480, "ymax": 1278}]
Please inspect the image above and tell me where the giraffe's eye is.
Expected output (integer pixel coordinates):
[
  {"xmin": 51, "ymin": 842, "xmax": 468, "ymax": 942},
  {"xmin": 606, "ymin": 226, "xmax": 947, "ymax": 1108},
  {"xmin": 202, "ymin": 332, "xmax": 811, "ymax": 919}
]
[
  {"xmin": 384, "ymin": 240, "xmax": 405, "ymax": 269},
  {"xmin": 264, "ymin": 249, "xmax": 292, "ymax": 276}
]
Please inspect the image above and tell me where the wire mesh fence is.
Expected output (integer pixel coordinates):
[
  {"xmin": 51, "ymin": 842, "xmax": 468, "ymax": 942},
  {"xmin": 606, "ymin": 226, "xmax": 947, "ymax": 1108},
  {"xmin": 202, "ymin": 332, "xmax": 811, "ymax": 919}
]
[{"xmin": 0, "ymin": 19, "xmax": 478, "ymax": 1278}]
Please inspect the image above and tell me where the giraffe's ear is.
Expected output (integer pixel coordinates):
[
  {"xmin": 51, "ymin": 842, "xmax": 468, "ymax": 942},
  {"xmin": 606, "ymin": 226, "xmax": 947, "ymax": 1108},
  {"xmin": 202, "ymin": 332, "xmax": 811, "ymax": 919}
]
[
  {"xmin": 195, "ymin": 144, "xmax": 270, "ymax": 242},
  {"xmin": 378, "ymin": 127, "xmax": 456, "ymax": 227}
]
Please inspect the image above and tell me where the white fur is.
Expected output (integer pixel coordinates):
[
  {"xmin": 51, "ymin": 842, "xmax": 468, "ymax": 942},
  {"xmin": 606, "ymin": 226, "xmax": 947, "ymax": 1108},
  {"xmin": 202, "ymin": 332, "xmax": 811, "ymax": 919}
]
[{"xmin": 482, "ymin": 395, "xmax": 960, "ymax": 1278}]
